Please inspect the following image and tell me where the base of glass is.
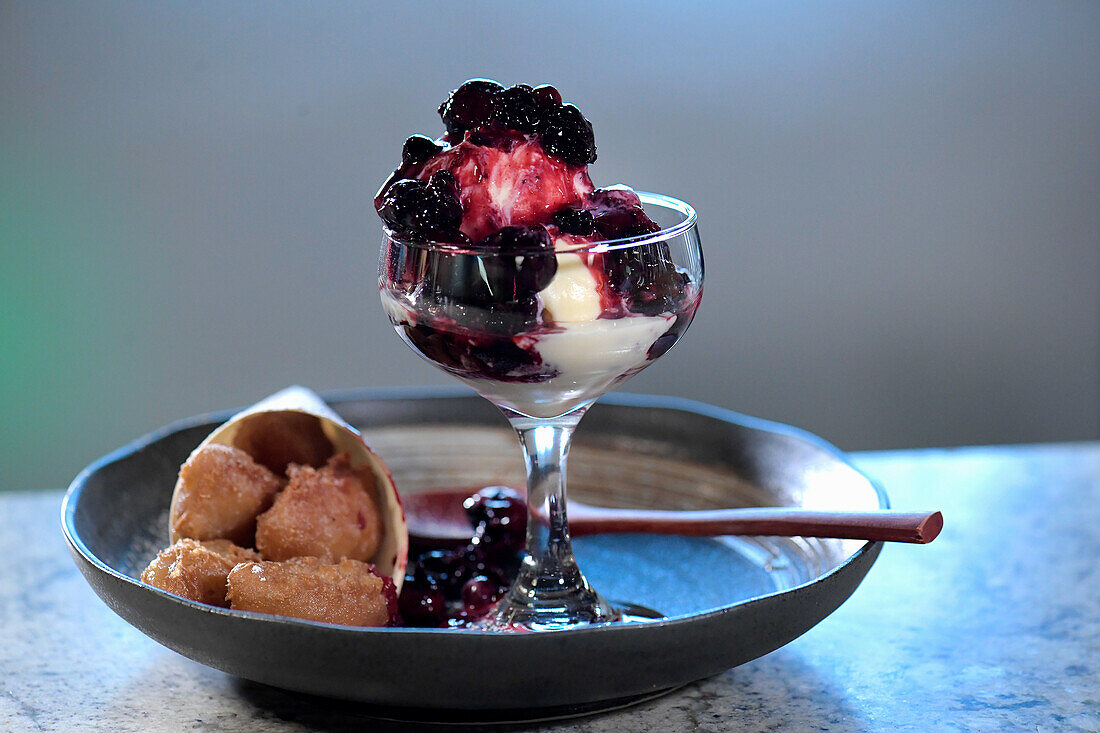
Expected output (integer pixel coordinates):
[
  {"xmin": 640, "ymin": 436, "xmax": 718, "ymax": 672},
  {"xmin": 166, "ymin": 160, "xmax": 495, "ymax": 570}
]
[
  {"xmin": 474, "ymin": 578, "xmax": 619, "ymax": 631},
  {"xmin": 474, "ymin": 594, "xmax": 668, "ymax": 631}
]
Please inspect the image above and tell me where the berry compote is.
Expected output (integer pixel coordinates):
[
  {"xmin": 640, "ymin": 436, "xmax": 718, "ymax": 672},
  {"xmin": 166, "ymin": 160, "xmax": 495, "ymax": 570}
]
[
  {"xmin": 378, "ymin": 80, "xmax": 701, "ymax": 419},
  {"xmin": 398, "ymin": 487, "xmax": 527, "ymax": 627}
]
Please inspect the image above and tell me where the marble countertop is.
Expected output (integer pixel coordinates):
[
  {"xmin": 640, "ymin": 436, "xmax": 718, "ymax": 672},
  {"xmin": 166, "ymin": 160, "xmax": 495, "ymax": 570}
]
[{"xmin": 3, "ymin": 442, "xmax": 1098, "ymax": 732}]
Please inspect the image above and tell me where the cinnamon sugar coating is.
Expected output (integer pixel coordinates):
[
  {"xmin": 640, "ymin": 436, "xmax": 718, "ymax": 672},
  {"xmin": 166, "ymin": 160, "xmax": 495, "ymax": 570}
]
[
  {"xmin": 254, "ymin": 453, "xmax": 383, "ymax": 562},
  {"xmin": 140, "ymin": 538, "xmax": 260, "ymax": 607},
  {"xmin": 170, "ymin": 444, "xmax": 284, "ymax": 546},
  {"xmin": 226, "ymin": 557, "xmax": 391, "ymax": 627}
]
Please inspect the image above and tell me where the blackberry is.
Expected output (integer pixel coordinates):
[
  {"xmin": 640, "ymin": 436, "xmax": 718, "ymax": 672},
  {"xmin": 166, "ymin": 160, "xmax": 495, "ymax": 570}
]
[
  {"xmin": 495, "ymin": 84, "xmax": 540, "ymax": 133},
  {"xmin": 539, "ymin": 103, "xmax": 597, "ymax": 165},
  {"xmin": 589, "ymin": 186, "xmax": 642, "ymax": 211},
  {"xmin": 438, "ymin": 79, "xmax": 504, "ymax": 140},
  {"xmin": 552, "ymin": 206, "xmax": 595, "ymax": 236},
  {"xmin": 593, "ymin": 207, "xmax": 662, "ymax": 240},
  {"xmin": 377, "ymin": 173, "xmax": 462, "ymax": 238},
  {"xmin": 427, "ymin": 169, "xmax": 459, "ymax": 198},
  {"xmin": 466, "ymin": 126, "xmax": 524, "ymax": 150},
  {"xmin": 377, "ymin": 179, "xmax": 424, "ymax": 233},
  {"xmin": 401, "ymin": 134, "xmax": 443, "ymax": 166}
]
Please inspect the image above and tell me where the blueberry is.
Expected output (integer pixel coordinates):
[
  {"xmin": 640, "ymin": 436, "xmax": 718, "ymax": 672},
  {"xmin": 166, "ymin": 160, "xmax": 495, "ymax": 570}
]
[
  {"xmin": 478, "ymin": 225, "xmax": 552, "ymax": 253},
  {"xmin": 552, "ymin": 206, "xmax": 595, "ymax": 236},
  {"xmin": 495, "ymin": 84, "xmax": 540, "ymax": 133},
  {"xmin": 587, "ymin": 187, "xmax": 662, "ymax": 241},
  {"xmin": 464, "ymin": 486, "xmax": 528, "ymax": 555},
  {"xmin": 473, "ymin": 530, "xmax": 525, "ymax": 563},
  {"xmin": 464, "ymin": 486, "xmax": 526, "ymax": 530},
  {"xmin": 401, "ymin": 134, "xmax": 443, "ymax": 166},
  {"xmin": 461, "ymin": 576, "xmax": 505, "ymax": 613},
  {"xmin": 474, "ymin": 562, "xmax": 513, "ymax": 589},
  {"xmin": 539, "ymin": 103, "xmax": 596, "ymax": 165},
  {"xmin": 531, "ymin": 84, "xmax": 562, "ymax": 109},
  {"xmin": 515, "ymin": 249, "xmax": 557, "ymax": 293},
  {"xmin": 377, "ymin": 175, "xmax": 462, "ymax": 238},
  {"xmin": 479, "ymin": 226, "xmax": 558, "ymax": 293},
  {"xmin": 438, "ymin": 79, "xmax": 505, "ymax": 139},
  {"xmin": 424, "ymin": 253, "xmax": 540, "ymax": 325},
  {"xmin": 375, "ymin": 138, "xmax": 450, "ymax": 208},
  {"xmin": 398, "ymin": 584, "xmax": 447, "ymax": 627},
  {"xmin": 373, "ymin": 170, "xmax": 402, "ymax": 210},
  {"xmin": 414, "ymin": 550, "xmax": 456, "ymax": 586},
  {"xmin": 394, "ymin": 490, "xmax": 530, "ymax": 625},
  {"xmin": 417, "ymin": 548, "xmax": 482, "ymax": 600},
  {"xmin": 647, "ymin": 318, "xmax": 686, "ymax": 359},
  {"xmin": 423, "ymin": 244, "xmax": 545, "ymax": 336},
  {"xmin": 460, "ymin": 534, "xmax": 519, "ymax": 587}
]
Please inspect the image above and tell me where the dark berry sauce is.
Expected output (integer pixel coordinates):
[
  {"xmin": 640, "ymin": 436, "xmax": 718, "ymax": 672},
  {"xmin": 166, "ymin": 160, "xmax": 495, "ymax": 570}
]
[{"xmin": 398, "ymin": 487, "xmax": 527, "ymax": 628}]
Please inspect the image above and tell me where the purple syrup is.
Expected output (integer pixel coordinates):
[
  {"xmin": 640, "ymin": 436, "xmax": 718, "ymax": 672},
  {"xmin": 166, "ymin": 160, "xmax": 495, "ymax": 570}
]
[
  {"xmin": 438, "ymin": 79, "xmax": 505, "ymax": 140},
  {"xmin": 370, "ymin": 566, "xmax": 402, "ymax": 627}
]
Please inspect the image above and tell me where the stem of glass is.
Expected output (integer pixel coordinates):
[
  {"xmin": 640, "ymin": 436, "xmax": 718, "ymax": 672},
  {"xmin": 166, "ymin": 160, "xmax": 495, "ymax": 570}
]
[{"xmin": 486, "ymin": 404, "xmax": 616, "ymax": 629}]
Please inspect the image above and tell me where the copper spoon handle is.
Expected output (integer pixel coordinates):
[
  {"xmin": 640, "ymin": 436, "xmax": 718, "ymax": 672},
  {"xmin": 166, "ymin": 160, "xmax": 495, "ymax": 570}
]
[
  {"xmin": 403, "ymin": 489, "xmax": 943, "ymax": 544},
  {"xmin": 564, "ymin": 506, "xmax": 943, "ymax": 544}
]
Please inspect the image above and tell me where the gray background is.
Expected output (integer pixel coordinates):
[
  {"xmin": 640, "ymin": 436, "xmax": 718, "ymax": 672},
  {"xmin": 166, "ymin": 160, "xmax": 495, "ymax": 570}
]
[{"xmin": 2, "ymin": 1, "xmax": 1098, "ymax": 491}]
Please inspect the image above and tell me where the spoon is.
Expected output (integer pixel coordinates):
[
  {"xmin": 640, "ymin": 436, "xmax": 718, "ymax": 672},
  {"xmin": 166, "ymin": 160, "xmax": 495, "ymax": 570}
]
[{"xmin": 403, "ymin": 487, "xmax": 943, "ymax": 545}]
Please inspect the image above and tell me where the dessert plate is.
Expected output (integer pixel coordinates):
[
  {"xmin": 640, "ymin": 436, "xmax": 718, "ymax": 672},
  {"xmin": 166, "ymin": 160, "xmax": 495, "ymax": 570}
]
[{"xmin": 62, "ymin": 388, "xmax": 886, "ymax": 714}]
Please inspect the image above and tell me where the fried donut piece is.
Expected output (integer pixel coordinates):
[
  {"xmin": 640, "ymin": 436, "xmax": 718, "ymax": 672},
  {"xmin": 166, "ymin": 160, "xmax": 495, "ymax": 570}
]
[
  {"xmin": 141, "ymin": 538, "xmax": 260, "ymax": 607},
  {"xmin": 254, "ymin": 453, "xmax": 383, "ymax": 562},
  {"xmin": 232, "ymin": 412, "xmax": 333, "ymax": 476},
  {"xmin": 226, "ymin": 557, "xmax": 394, "ymax": 627},
  {"xmin": 170, "ymin": 443, "xmax": 283, "ymax": 546}
]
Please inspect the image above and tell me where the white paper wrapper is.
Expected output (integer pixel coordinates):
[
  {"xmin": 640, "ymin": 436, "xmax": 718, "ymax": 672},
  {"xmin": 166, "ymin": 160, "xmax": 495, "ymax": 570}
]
[{"xmin": 168, "ymin": 386, "xmax": 408, "ymax": 591}]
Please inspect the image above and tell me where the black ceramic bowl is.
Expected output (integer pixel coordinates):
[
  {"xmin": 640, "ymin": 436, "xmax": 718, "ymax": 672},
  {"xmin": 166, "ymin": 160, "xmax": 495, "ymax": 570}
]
[{"xmin": 62, "ymin": 389, "xmax": 885, "ymax": 714}]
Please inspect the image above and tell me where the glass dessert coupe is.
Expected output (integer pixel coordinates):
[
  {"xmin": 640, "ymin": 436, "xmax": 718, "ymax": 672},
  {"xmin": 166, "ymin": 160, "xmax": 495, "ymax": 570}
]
[{"xmin": 379, "ymin": 193, "xmax": 703, "ymax": 630}]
